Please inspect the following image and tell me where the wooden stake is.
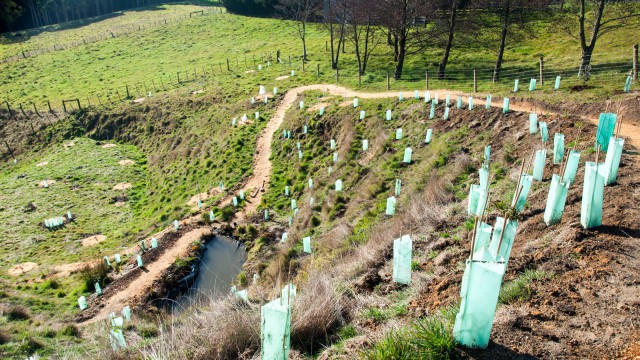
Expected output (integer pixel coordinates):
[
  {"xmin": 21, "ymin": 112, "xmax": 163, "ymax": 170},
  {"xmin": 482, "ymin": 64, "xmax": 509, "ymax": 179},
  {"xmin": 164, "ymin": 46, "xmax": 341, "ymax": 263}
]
[
  {"xmin": 496, "ymin": 211, "xmax": 509, "ymax": 255},
  {"xmin": 469, "ymin": 216, "xmax": 479, "ymax": 261}
]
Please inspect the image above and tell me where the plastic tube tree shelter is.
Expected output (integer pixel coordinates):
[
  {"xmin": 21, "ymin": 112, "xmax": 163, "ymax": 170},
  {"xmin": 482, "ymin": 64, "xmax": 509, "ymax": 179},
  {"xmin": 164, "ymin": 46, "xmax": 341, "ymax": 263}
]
[
  {"xmin": 532, "ymin": 149, "xmax": 546, "ymax": 181},
  {"xmin": 553, "ymin": 133, "xmax": 565, "ymax": 164},
  {"xmin": 362, "ymin": 139, "xmax": 369, "ymax": 151},
  {"xmin": 485, "ymin": 95, "xmax": 492, "ymax": 109},
  {"xmin": 414, "ymin": 90, "xmax": 420, "ymax": 99},
  {"xmin": 512, "ymin": 157, "xmax": 533, "ymax": 214},
  {"xmin": 539, "ymin": 122, "xmax": 549, "ymax": 143},
  {"xmin": 543, "ymin": 173, "xmax": 570, "ymax": 226},
  {"xmin": 581, "ymin": 146, "xmax": 606, "ymax": 229},
  {"xmin": 529, "ymin": 113, "xmax": 538, "ymax": 134},
  {"xmin": 429, "ymin": 103, "xmax": 436, "ymax": 119},
  {"xmin": 425, "ymin": 129, "xmax": 433, "ymax": 144},
  {"xmin": 602, "ymin": 118, "xmax": 625, "ymax": 185},
  {"xmin": 393, "ymin": 235, "xmax": 413, "ymax": 285},
  {"xmin": 595, "ymin": 113, "xmax": 617, "ymax": 151},
  {"xmin": 260, "ymin": 294, "xmax": 292, "ymax": 359},
  {"xmin": 554, "ymin": 76, "xmax": 561, "ymax": 90}
]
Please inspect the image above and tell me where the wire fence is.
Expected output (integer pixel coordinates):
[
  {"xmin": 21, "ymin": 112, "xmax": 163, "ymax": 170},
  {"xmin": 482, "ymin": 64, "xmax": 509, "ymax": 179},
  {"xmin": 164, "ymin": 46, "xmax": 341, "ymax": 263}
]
[{"xmin": 1, "ymin": 6, "xmax": 225, "ymax": 64}]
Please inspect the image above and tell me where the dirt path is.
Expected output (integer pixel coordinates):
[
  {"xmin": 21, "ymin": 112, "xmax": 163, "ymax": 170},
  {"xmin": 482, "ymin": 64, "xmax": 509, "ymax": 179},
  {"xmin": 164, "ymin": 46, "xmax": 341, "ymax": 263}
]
[{"xmin": 70, "ymin": 84, "xmax": 637, "ymax": 324}]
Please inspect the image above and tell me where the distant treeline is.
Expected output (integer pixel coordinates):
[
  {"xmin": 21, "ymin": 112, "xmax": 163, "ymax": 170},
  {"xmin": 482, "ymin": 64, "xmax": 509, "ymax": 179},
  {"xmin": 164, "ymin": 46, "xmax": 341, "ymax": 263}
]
[
  {"xmin": 222, "ymin": 0, "xmax": 276, "ymax": 16},
  {"xmin": 0, "ymin": 0, "xmax": 180, "ymax": 32}
]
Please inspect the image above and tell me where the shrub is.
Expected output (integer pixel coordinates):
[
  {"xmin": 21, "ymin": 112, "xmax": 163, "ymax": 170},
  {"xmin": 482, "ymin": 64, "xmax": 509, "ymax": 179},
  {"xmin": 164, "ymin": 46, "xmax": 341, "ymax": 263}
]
[
  {"xmin": 42, "ymin": 278, "xmax": 60, "ymax": 290},
  {"xmin": 219, "ymin": 205, "xmax": 235, "ymax": 222},
  {"xmin": 139, "ymin": 325, "xmax": 159, "ymax": 338},
  {"xmin": 79, "ymin": 262, "xmax": 110, "ymax": 293},
  {"xmin": 411, "ymin": 309, "xmax": 458, "ymax": 360},
  {"xmin": 499, "ymin": 269, "xmax": 552, "ymax": 305},
  {"xmin": 60, "ymin": 324, "xmax": 80, "ymax": 337},
  {"xmin": 311, "ymin": 216, "xmax": 321, "ymax": 227},
  {"xmin": 361, "ymin": 329, "xmax": 418, "ymax": 360},
  {"xmin": 5, "ymin": 306, "xmax": 30, "ymax": 321}
]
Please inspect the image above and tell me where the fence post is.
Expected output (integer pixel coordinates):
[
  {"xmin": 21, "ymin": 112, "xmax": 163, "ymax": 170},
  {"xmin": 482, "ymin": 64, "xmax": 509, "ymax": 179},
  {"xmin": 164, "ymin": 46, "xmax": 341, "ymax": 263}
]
[
  {"xmin": 425, "ymin": 69, "xmax": 429, "ymax": 90},
  {"xmin": 227, "ymin": 59, "xmax": 230, "ymax": 71},
  {"xmin": 289, "ymin": 55, "xmax": 291, "ymax": 67},
  {"xmin": 116, "ymin": 90, "xmax": 122, "ymax": 102},
  {"xmin": 5, "ymin": 101, "xmax": 11, "ymax": 114},
  {"xmin": 539, "ymin": 55, "xmax": 544, "ymax": 86},
  {"xmin": 317, "ymin": 64, "xmax": 320, "ymax": 79},
  {"xmin": 177, "ymin": 72, "xmax": 181, "ymax": 83},
  {"xmin": 126, "ymin": 85, "xmax": 130, "ymax": 99},
  {"xmin": 634, "ymin": 44, "xmax": 638, "ymax": 82},
  {"xmin": 253, "ymin": 55, "xmax": 255, "ymax": 67},
  {"xmin": 387, "ymin": 69, "xmax": 390, "ymax": 90},
  {"xmin": 62, "ymin": 101, "xmax": 67, "ymax": 113},
  {"xmin": 33, "ymin": 102, "xmax": 41, "ymax": 117},
  {"xmin": 211, "ymin": 64, "xmax": 215, "ymax": 76},
  {"xmin": 76, "ymin": 99, "xmax": 81, "ymax": 110},
  {"xmin": 473, "ymin": 68, "xmax": 477, "ymax": 93},
  {"xmin": 97, "ymin": 95, "xmax": 103, "ymax": 106},
  {"xmin": 152, "ymin": 79, "xmax": 157, "ymax": 91},
  {"xmin": 326, "ymin": 41, "xmax": 328, "ymax": 51},
  {"xmin": 47, "ymin": 100, "xmax": 52, "ymax": 113},
  {"xmin": 86, "ymin": 97, "xmax": 91, "ymax": 108},
  {"xmin": 19, "ymin": 103, "xmax": 27, "ymax": 117}
]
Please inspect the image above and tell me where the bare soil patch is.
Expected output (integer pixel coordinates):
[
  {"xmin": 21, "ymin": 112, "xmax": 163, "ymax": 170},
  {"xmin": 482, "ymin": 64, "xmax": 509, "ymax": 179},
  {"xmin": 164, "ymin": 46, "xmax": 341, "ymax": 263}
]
[
  {"xmin": 191, "ymin": 90, "xmax": 205, "ymax": 95},
  {"xmin": 36, "ymin": 161, "xmax": 48, "ymax": 167},
  {"xmin": 133, "ymin": 97, "xmax": 146, "ymax": 103},
  {"xmin": 114, "ymin": 201, "xmax": 126, "ymax": 207},
  {"xmin": 101, "ymin": 143, "xmax": 117, "ymax": 148},
  {"xmin": 244, "ymin": 70, "xmax": 256, "ymax": 74},
  {"xmin": 308, "ymin": 102, "xmax": 329, "ymax": 113},
  {"xmin": 112, "ymin": 182, "xmax": 132, "ymax": 190},
  {"xmin": 276, "ymin": 75, "xmax": 289, "ymax": 81},
  {"xmin": 63, "ymin": 141, "xmax": 75, "ymax": 148},
  {"xmin": 81, "ymin": 235, "xmax": 106, "ymax": 247},
  {"xmin": 8, "ymin": 262, "xmax": 38, "ymax": 276},
  {"xmin": 36, "ymin": 179, "xmax": 56, "ymax": 188},
  {"xmin": 119, "ymin": 159, "xmax": 135, "ymax": 165}
]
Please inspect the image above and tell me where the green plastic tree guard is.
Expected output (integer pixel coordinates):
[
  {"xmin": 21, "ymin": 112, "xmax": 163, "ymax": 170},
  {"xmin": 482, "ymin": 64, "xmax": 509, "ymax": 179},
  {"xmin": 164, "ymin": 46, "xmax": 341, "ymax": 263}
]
[
  {"xmin": 209, "ymin": 210, "xmax": 215, "ymax": 221},
  {"xmin": 67, "ymin": 211, "xmax": 73, "ymax": 220},
  {"xmin": 232, "ymin": 118, "xmax": 237, "ymax": 126},
  {"xmin": 386, "ymin": 109, "xmax": 392, "ymax": 121},
  {"xmin": 446, "ymin": 95, "xmax": 451, "ymax": 106},
  {"xmin": 265, "ymin": 96, "xmax": 268, "ymax": 104},
  {"xmin": 251, "ymin": 97, "xmax": 255, "ymax": 105},
  {"xmin": 595, "ymin": 113, "xmax": 617, "ymax": 151},
  {"xmin": 363, "ymin": 139, "xmax": 369, "ymax": 151},
  {"xmin": 303, "ymin": 236, "xmax": 311, "ymax": 253},
  {"xmin": 393, "ymin": 234, "xmax": 412, "ymax": 285},
  {"xmin": 581, "ymin": 162, "xmax": 606, "ymax": 229},
  {"xmin": 529, "ymin": 78, "xmax": 536, "ymax": 91},
  {"xmin": 484, "ymin": 146, "xmax": 491, "ymax": 167},
  {"xmin": 624, "ymin": 75, "xmax": 632, "ymax": 92},
  {"xmin": 260, "ymin": 297, "xmax": 292, "ymax": 360},
  {"xmin": 469, "ymin": 97, "xmax": 474, "ymax": 110},
  {"xmin": 281, "ymin": 232, "xmax": 288, "ymax": 243},
  {"xmin": 333, "ymin": 152, "xmax": 338, "ymax": 163},
  {"xmin": 291, "ymin": 70, "xmax": 295, "ymax": 76},
  {"xmin": 303, "ymin": 125, "xmax": 308, "ymax": 134},
  {"xmin": 513, "ymin": 79, "xmax": 519, "ymax": 92},
  {"xmin": 563, "ymin": 150, "xmax": 581, "ymax": 184},
  {"xmin": 429, "ymin": 103, "xmax": 435, "ymax": 119},
  {"xmin": 360, "ymin": 110, "xmax": 365, "ymax": 120},
  {"xmin": 467, "ymin": 184, "xmax": 480, "ymax": 216},
  {"xmin": 114, "ymin": 254, "xmax": 121, "ymax": 263},
  {"xmin": 274, "ymin": 87, "xmax": 278, "ymax": 95},
  {"xmin": 386, "ymin": 196, "xmax": 396, "ymax": 216},
  {"xmin": 308, "ymin": 178, "xmax": 313, "ymax": 189},
  {"xmin": 399, "ymin": 92, "xmax": 403, "ymax": 101},
  {"xmin": 457, "ymin": 96, "xmax": 463, "ymax": 109},
  {"xmin": 425, "ymin": 129, "xmax": 433, "ymax": 144},
  {"xmin": 488, "ymin": 217, "xmax": 518, "ymax": 265},
  {"xmin": 529, "ymin": 113, "xmax": 538, "ymax": 134},
  {"xmin": 233, "ymin": 196, "xmax": 239, "ymax": 206},
  {"xmin": 137, "ymin": 255, "xmax": 143, "ymax": 268},
  {"xmin": 174, "ymin": 219, "xmax": 181, "ymax": 230},
  {"xmin": 503, "ymin": 98, "xmax": 509, "ymax": 113},
  {"xmin": 287, "ymin": 130, "xmax": 291, "ymax": 139},
  {"xmin": 539, "ymin": 122, "xmax": 549, "ymax": 143},
  {"xmin": 285, "ymin": 186, "xmax": 290, "ymax": 196},
  {"xmin": 453, "ymin": 259, "xmax": 506, "ymax": 349},
  {"xmin": 443, "ymin": 107, "xmax": 450, "ymax": 120},
  {"xmin": 479, "ymin": 166, "xmax": 489, "ymax": 191},
  {"xmin": 236, "ymin": 289, "xmax": 248, "ymax": 302},
  {"xmin": 425, "ymin": 91, "xmax": 431, "ymax": 102},
  {"xmin": 603, "ymin": 137, "xmax": 625, "ymax": 185},
  {"xmin": 140, "ymin": 240, "xmax": 147, "ymax": 251},
  {"xmin": 288, "ymin": 216, "xmax": 293, "ymax": 226},
  {"xmin": 467, "ymin": 184, "xmax": 480, "ymax": 215},
  {"xmin": 543, "ymin": 174, "xmax": 569, "ymax": 226},
  {"xmin": 197, "ymin": 199, "xmax": 203, "ymax": 209},
  {"xmin": 43, "ymin": 180, "xmax": 48, "ymax": 188},
  {"xmin": 296, "ymin": 142, "xmax": 300, "ymax": 150},
  {"xmin": 104, "ymin": 256, "xmax": 111, "ymax": 267},
  {"xmin": 434, "ymin": 93, "xmax": 439, "ymax": 105},
  {"xmin": 264, "ymin": 209, "xmax": 269, "ymax": 220},
  {"xmin": 78, "ymin": 296, "xmax": 87, "ymax": 310},
  {"xmin": 513, "ymin": 175, "xmax": 533, "ymax": 214},
  {"xmin": 110, "ymin": 328, "xmax": 127, "ymax": 351},
  {"xmin": 335, "ymin": 179, "xmax": 343, "ymax": 192},
  {"xmin": 532, "ymin": 150, "xmax": 546, "ymax": 181},
  {"xmin": 485, "ymin": 95, "xmax": 492, "ymax": 109},
  {"xmin": 554, "ymin": 76, "xmax": 561, "ymax": 90},
  {"xmin": 283, "ymin": 130, "xmax": 287, "ymax": 138},
  {"xmin": 403, "ymin": 147, "xmax": 412, "ymax": 164},
  {"xmin": 310, "ymin": 197, "xmax": 314, "ymax": 206},
  {"xmin": 219, "ymin": 181, "xmax": 224, "ymax": 190},
  {"xmin": 319, "ymin": 107, "xmax": 324, "ymax": 116},
  {"xmin": 291, "ymin": 199, "xmax": 297, "ymax": 210},
  {"xmin": 553, "ymin": 133, "xmax": 565, "ymax": 164},
  {"xmin": 255, "ymin": 112, "xmax": 260, "ymax": 120},
  {"xmin": 281, "ymin": 283, "xmax": 297, "ymax": 304},
  {"xmin": 473, "ymin": 222, "xmax": 493, "ymax": 255},
  {"xmin": 354, "ymin": 98, "xmax": 359, "ymax": 107},
  {"xmin": 396, "ymin": 128, "xmax": 403, "ymax": 140},
  {"xmin": 151, "ymin": 238, "xmax": 158, "ymax": 248},
  {"xmin": 330, "ymin": 139, "xmax": 336, "ymax": 150},
  {"xmin": 95, "ymin": 282, "xmax": 102, "ymax": 296},
  {"xmin": 395, "ymin": 179, "xmax": 402, "ymax": 196},
  {"xmin": 240, "ymin": 190, "xmax": 245, "ymax": 200},
  {"xmin": 298, "ymin": 150, "xmax": 303, "ymax": 160},
  {"xmin": 328, "ymin": 166, "xmax": 332, "ymax": 175},
  {"xmin": 414, "ymin": 90, "xmax": 420, "ymax": 99}
]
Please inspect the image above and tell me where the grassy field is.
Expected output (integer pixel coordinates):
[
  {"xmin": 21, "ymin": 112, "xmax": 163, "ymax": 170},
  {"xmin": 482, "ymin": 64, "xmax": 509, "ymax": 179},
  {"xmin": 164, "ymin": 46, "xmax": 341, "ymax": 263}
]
[{"xmin": 0, "ymin": 3, "xmax": 637, "ymax": 109}]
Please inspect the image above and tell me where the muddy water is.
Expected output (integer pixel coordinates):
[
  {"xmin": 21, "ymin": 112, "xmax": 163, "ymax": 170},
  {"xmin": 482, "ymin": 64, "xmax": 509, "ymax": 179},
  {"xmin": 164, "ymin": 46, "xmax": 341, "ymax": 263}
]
[{"xmin": 173, "ymin": 236, "xmax": 247, "ymax": 310}]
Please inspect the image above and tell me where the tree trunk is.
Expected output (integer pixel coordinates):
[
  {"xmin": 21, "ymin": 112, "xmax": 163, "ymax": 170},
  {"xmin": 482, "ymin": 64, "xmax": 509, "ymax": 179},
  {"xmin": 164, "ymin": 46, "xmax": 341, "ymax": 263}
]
[
  {"xmin": 579, "ymin": 46, "xmax": 594, "ymax": 77},
  {"xmin": 493, "ymin": 4, "xmax": 510, "ymax": 83},
  {"xmin": 438, "ymin": 3, "xmax": 458, "ymax": 80},
  {"xmin": 329, "ymin": 23, "xmax": 336, "ymax": 69},
  {"xmin": 394, "ymin": 34, "xmax": 407, "ymax": 79},
  {"xmin": 302, "ymin": 22, "xmax": 307, "ymax": 61}
]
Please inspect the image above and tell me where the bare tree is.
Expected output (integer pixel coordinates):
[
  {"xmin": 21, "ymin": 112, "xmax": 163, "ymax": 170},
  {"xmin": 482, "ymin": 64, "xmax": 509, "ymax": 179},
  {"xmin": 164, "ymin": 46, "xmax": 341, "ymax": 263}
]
[
  {"xmin": 437, "ymin": 0, "xmax": 470, "ymax": 80},
  {"xmin": 558, "ymin": 0, "xmax": 640, "ymax": 77},
  {"xmin": 277, "ymin": 0, "xmax": 320, "ymax": 62},
  {"xmin": 347, "ymin": 0, "xmax": 383, "ymax": 74},
  {"xmin": 379, "ymin": 0, "xmax": 440, "ymax": 79},
  {"xmin": 323, "ymin": 0, "xmax": 349, "ymax": 69}
]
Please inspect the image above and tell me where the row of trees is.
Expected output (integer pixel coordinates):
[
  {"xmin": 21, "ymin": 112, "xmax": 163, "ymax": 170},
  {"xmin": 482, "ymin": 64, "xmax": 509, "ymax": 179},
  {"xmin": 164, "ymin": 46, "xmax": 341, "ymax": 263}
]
[
  {"xmin": 276, "ymin": 0, "xmax": 640, "ymax": 80},
  {"xmin": 0, "ymin": 0, "xmax": 166, "ymax": 32}
]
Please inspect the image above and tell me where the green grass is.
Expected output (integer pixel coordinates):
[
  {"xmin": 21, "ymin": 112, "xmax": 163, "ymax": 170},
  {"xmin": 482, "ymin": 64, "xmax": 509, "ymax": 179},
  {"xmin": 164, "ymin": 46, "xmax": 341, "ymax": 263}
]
[{"xmin": 499, "ymin": 269, "xmax": 553, "ymax": 305}]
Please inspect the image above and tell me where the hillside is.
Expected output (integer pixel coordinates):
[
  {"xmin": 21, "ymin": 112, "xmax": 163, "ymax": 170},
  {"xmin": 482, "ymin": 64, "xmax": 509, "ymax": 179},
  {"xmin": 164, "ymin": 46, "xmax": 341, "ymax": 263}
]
[{"xmin": 0, "ymin": 2, "xmax": 639, "ymax": 359}]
